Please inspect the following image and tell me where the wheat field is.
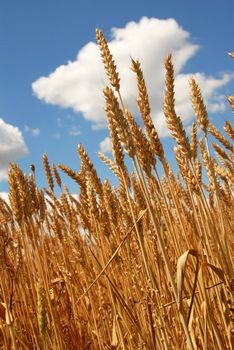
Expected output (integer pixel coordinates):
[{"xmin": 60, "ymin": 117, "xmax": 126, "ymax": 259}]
[{"xmin": 0, "ymin": 30, "xmax": 233, "ymax": 349}]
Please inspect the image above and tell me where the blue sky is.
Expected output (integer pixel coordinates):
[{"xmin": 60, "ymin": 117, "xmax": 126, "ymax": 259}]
[{"xmin": 0, "ymin": 0, "xmax": 233, "ymax": 193}]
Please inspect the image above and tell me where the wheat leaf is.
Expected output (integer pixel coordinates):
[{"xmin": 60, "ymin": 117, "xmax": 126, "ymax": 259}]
[
  {"xmin": 111, "ymin": 316, "xmax": 118, "ymax": 349},
  {"xmin": 177, "ymin": 249, "xmax": 199, "ymax": 325}
]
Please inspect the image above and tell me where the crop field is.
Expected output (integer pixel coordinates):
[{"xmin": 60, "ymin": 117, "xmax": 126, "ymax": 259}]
[{"xmin": 0, "ymin": 30, "xmax": 233, "ymax": 349}]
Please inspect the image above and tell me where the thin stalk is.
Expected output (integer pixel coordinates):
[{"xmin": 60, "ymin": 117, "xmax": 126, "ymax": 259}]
[{"xmin": 132, "ymin": 158, "xmax": 195, "ymax": 350}]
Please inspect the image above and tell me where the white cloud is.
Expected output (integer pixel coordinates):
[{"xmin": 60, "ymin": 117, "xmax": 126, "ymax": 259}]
[
  {"xmin": 99, "ymin": 136, "xmax": 111, "ymax": 153},
  {"xmin": 0, "ymin": 118, "xmax": 28, "ymax": 181},
  {"xmin": 32, "ymin": 17, "xmax": 233, "ymax": 137},
  {"xmin": 69, "ymin": 126, "xmax": 81, "ymax": 136},
  {"xmin": 24, "ymin": 125, "xmax": 40, "ymax": 136},
  {"xmin": 0, "ymin": 192, "xmax": 9, "ymax": 204}
]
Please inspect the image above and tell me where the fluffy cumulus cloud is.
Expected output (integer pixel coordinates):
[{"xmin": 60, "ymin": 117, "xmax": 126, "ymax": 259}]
[
  {"xmin": 32, "ymin": 17, "xmax": 233, "ymax": 139},
  {"xmin": 0, "ymin": 118, "xmax": 28, "ymax": 181}
]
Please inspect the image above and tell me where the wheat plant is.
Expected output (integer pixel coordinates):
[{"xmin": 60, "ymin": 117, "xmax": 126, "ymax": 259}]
[{"xmin": 0, "ymin": 33, "xmax": 233, "ymax": 350}]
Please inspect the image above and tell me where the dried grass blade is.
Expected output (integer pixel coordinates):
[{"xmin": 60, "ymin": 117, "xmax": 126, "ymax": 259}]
[
  {"xmin": 177, "ymin": 249, "xmax": 199, "ymax": 325},
  {"xmin": 111, "ymin": 316, "xmax": 118, "ymax": 349}
]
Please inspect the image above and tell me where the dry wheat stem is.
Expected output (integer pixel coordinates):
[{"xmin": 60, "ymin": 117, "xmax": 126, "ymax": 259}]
[{"xmin": 0, "ymin": 29, "xmax": 233, "ymax": 350}]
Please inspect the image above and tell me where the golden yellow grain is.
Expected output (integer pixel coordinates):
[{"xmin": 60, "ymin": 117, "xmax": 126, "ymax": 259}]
[
  {"xmin": 126, "ymin": 109, "xmax": 155, "ymax": 176},
  {"xmin": 103, "ymin": 179, "xmax": 118, "ymax": 225},
  {"xmin": 224, "ymin": 120, "xmax": 234, "ymax": 141},
  {"xmin": 212, "ymin": 142, "xmax": 230, "ymax": 161},
  {"xmin": 208, "ymin": 122, "xmax": 234, "ymax": 153},
  {"xmin": 58, "ymin": 163, "xmax": 83, "ymax": 186},
  {"xmin": 37, "ymin": 284, "xmax": 47, "ymax": 339},
  {"xmin": 36, "ymin": 189, "xmax": 46, "ymax": 222},
  {"xmin": 78, "ymin": 144, "xmax": 103, "ymax": 195},
  {"xmin": 228, "ymin": 52, "xmax": 234, "ymax": 59},
  {"xmin": 227, "ymin": 95, "xmax": 234, "ymax": 112},
  {"xmin": 101, "ymin": 102, "xmax": 130, "ymax": 188},
  {"xmin": 42, "ymin": 153, "xmax": 54, "ymax": 192},
  {"xmin": 29, "ymin": 173, "xmax": 39, "ymax": 210},
  {"xmin": 8, "ymin": 167, "xmax": 23, "ymax": 222},
  {"xmin": 96, "ymin": 28, "xmax": 120, "ymax": 91},
  {"xmin": 190, "ymin": 122, "xmax": 198, "ymax": 161},
  {"xmin": 174, "ymin": 147, "xmax": 198, "ymax": 192},
  {"xmin": 199, "ymin": 138, "xmax": 216, "ymax": 191},
  {"xmin": 98, "ymin": 152, "xmax": 120, "ymax": 178},
  {"xmin": 131, "ymin": 58, "xmax": 165, "ymax": 162},
  {"xmin": 52, "ymin": 164, "xmax": 62, "ymax": 188},
  {"xmin": 164, "ymin": 54, "xmax": 191, "ymax": 158},
  {"xmin": 190, "ymin": 78, "xmax": 209, "ymax": 135},
  {"xmin": 103, "ymin": 86, "xmax": 136, "ymax": 158}
]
